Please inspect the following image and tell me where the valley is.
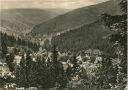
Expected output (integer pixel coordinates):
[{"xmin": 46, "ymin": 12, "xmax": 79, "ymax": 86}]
[{"xmin": 0, "ymin": 0, "xmax": 127, "ymax": 89}]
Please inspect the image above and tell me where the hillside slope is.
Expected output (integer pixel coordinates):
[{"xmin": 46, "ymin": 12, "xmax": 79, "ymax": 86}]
[
  {"xmin": 51, "ymin": 20, "xmax": 114, "ymax": 53},
  {"xmin": 0, "ymin": 8, "xmax": 68, "ymax": 36},
  {"xmin": 30, "ymin": 0, "xmax": 121, "ymax": 37}
]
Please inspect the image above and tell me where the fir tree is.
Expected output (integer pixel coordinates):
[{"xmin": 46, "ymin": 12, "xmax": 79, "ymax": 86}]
[
  {"xmin": 72, "ymin": 55, "xmax": 79, "ymax": 76},
  {"xmin": 6, "ymin": 53, "xmax": 14, "ymax": 72},
  {"xmin": 15, "ymin": 54, "xmax": 27, "ymax": 87},
  {"xmin": 15, "ymin": 53, "xmax": 33, "ymax": 88},
  {"xmin": 66, "ymin": 65, "xmax": 72, "ymax": 81},
  {"xmin": 52, "ymin": 44, "xmax": 58, "ymax": 80},
  {"xmin": 28, "ymin": 60, "xmax": 38, "ymax": 87},
  {"xmin": 102, "ymin": 0, "xmax": 127, "ymax": 88},
  {"xmin": 1, "ymin": 38, "xmax": 8, "ymax": 58},
  {"xmin": 36, "ymin": 56, "xmax": 46, "ymax": 88},
  {"xmin": 51, "ymin": 44, "xmax": 68, "ymax": 89},
  {"xmin": 25, "ymin": 52, "xmax": 32, "ymax": 87}
]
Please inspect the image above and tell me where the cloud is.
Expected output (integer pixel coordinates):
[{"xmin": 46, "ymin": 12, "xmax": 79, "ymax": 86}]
[{"xmin": 0, "ymin": 0, "xmax": 110, "ymax": 9}]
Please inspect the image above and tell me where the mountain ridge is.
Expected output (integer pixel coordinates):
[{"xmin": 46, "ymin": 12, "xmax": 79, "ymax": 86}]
[
  {"xmin": 30, "ymin": 0, "xmax": 121, "ymax": 38},
  {"xmin": 0, "ymin": 8, "xmax": 68, "ymax": 36}
]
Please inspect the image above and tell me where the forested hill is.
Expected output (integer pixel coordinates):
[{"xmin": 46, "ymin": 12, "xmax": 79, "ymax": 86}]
[
  {"xmin": 0, "ymin": 32, "xmax": 40, "ymax": 52},
  {"xmin": 0, "ymin": 8, "xmax": 68, "ymax": 36},
  {"xmin": 51, "ymin": 20, "xmax": 115, "ymax": 54},
  {"xmin": 30, "ymin": 0, "xmax": 121, "ymax": 38}
]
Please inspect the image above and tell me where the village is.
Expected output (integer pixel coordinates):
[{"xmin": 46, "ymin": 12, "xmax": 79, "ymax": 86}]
[{"xmin": 0, "ymin": 45, "xmax": 105, "ymax": 90}]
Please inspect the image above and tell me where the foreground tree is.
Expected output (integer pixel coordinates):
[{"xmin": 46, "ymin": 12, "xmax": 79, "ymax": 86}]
[
  {"xmin": 36, "ymin": 56, "xmax": 48, "ymax": 89},
  {"xmin": 6, "ymin": 53, "xmax": 15, "ymax": 72},
  {"xmin": 72, "ymin": 55, "xmax": 80, "ymax": 76},
  {"xmin": 1, "ymin": 38, "xmax": 8, "ymax": 58},
  {"xmin": 15, "ymin": 54, "xmax": 27, "ymax": 88},
  {"xmin": 102, "ymin": 0, "xmax": 127, "ymax": 88},
  {"xmin": 15, "ymin": 52, "xmax": 33, "ymax": 88},
  {"xmin": 51, "ymin": 44, "xmax": 68, "ymax": 89},
  {"xmin": 95, "ymin": 57, "xmax": 118, "ymax": 89}
]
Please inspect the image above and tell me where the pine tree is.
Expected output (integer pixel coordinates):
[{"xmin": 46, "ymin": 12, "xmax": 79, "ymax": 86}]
[
  {"xmin": 1, "ymin": 38, "xmax": 8, "ymax": 58},
  {"xmin": 51, "ymin": 44, "xmax": 68, "ymax": 89},
  {"xmin": 28, "ymin": 60, "xmax": 38, "ymax": 87},
  {"xmin": 66, "ymin": 65, "xmax": 72, "ymax": 81},
  {"xmin": 101, "ymin": 0, "xmax": 127, "ymax": 88},
  {"xmin": 6, "ymin": 53, "xmax": 14, "ymax": 72},
  {"xmin": 52, "ymin": 44, "xmax": 58, "ymax": 79},
  {"xmin": 20, "ymin": 54, "xmax": 26, "ymax": 68},
  {"xmin": 15, "ymin": 54, "xmax": 27, "ymax": 87},
  {"xmin": 17, "ymin": 37, "xmax": 22, "ymax": 45},
  {"xmin": 72, "ymin": 55, "xmax": 79, "ymax": 76},
  {"xmin": 15, "ymin": 52, "xmax": 33, "ymax": 88},
  {"xmin": 120, "ymin": 0, "xmax": 127, "ymax": 14},
  {"xmin": 26, "ymin": 52, "xmax": 32, "ymax": 69},
  {"xmin": 25, "ymin": 52, "xmax": 32, "ymax": 87},
  {"xmin": 52, "ymin": 44, "xmax": 58, "ymax": 64},
  {"xmin": 96, "ymin": 57, "xmax": 118, "ymax": 88},
  {"xmin": 36, "ymin": 56, "xmax": 47, "ymax": 88}
]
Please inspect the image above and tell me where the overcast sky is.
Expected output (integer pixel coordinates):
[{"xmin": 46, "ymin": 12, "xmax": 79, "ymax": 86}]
[{"xmin": 1, "ymin": 0, "xmax": 110, "ymax": 9}]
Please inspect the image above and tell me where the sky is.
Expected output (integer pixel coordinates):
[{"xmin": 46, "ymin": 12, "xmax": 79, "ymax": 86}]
[{"xmin": 1, "ymin": 0, "xmax": 110, "ymax": 9}]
